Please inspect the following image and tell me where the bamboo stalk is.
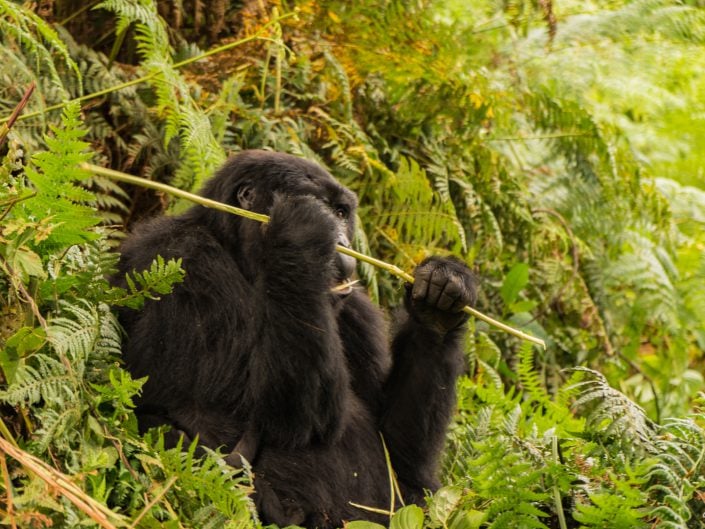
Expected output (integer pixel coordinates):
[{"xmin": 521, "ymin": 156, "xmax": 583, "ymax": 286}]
[{"xmin": 81, "ymin": 163, "xmax": 546, "ymax": 348}]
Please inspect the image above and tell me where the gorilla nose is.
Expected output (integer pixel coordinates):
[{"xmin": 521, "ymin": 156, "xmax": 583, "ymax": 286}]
[
  {"xmin": 335, "ymin": 249, "xmax": 357, "ymax": 280},
  {"xmin": 335, "ymin": 233, "xmax": 356, "ymax": 280}
]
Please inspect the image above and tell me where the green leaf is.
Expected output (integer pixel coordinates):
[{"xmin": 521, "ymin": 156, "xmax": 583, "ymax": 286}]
[
  {"xmin": 0, "ymin": 348, "xmax": 20, "ymax": 385},
  {"xmin": 11, "ymin": 246, "xmax": 46, "ymax": 280},
  {"xmin": 509, "ymin": 300, "xmax": 538, "ymax": 314},
  {"xmin": 500, "ymin": 263, "xmax": 530, "ymax": 307},
  {"xmin": 449, "ymin": 510, "xmax": 485, "ymax": 529},
  {"xmin": 428, "ymin": 486, "xmax": 463, "ymax": 527},
  {"xmin": 390, "ymin": 505, "xmax": 424, "ymax": 529},
  {"xmin": 345, "ymin": 521, "xmax": 386, "ymax": 529},
  {"xmin": 6, "ymin": 326, "xmax": 46, "ymax": 355}
]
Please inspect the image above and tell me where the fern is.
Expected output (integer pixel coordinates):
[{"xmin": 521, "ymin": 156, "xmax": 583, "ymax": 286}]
[
  {"xmin": 0, "ymin": 353, "xmax": 72, "ymax": 406},
  {"xmin": 372, "ymin": 156, "xmax": 465, "ymax": 261},
  {"xmin": 48, "ymin": 301, "xmax": 122, "ymax": 363},
  {"xmin": 0, "ymin": 0, "xmax": 80, "ymax": 96},
  {"xmin": 573, "ymin": 470, "xmax": 650, "ymax": 529},
  {"xmin": 142, "ymin": 435, "xmax": 257, "ymax": 526},
  {"xmin": 19, "ymin": 100, "xmax": 99, "ymax": 250},
  {"xmin": 96, "ymin": 0, "xmax": 225, "ymax": 192},
  {"xmin": 645, "ymin": 416, "xmax": 705, "ymax": 528},
  {"xmin": 517, "ymin": 341, "xmax": 550, "ymax": 406},
  {"xmin": 110, "ymin": 254, "xmax": 185, "ymax": 309},
  {"xmin": 569, "ymin": 367, "xmax": 656, "ymax": 450}
]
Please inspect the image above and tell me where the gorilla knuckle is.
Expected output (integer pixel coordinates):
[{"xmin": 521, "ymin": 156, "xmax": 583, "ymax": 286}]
[
  {"xmin": 410, "ymin": 256, "xmax": 478, "ymax": 318},
  {"xmin": 443, "ymin": 278, "xmax": 463, "ymax": 298}
]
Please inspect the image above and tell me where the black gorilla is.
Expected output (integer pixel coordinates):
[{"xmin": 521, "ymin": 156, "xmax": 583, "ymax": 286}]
[{"xmin": 116, "ymin": 150, "xmax": 478, "ymax": 528}]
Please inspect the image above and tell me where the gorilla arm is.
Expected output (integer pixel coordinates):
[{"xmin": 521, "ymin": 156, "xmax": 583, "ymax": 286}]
[
  {"xmin": 380, "ymin": 257, "xmax": 478, "ymax": 498},
  {"xmin": 245, "ymin": 194, "xmax": 353, "ymax": 450}
]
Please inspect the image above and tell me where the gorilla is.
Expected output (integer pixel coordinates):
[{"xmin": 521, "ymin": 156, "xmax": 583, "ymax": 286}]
[{"xmin": 115, "ymin": 150, "xmax": 478, "ymax": 528}]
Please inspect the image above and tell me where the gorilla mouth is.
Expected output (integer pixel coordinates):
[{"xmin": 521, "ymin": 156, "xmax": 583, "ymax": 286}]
[{"xmin": 331, "ymin": 279, "xmax": 359, "ymax": 296}]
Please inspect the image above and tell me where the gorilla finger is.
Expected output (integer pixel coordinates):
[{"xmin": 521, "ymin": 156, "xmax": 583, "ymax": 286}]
[
  {"xmin": 437, "ymin": 290, "xmax": 456, "ymax": 312},
  {"xmin": 412, "ymin": 265, "xmax": 433, "ymax": 300},
  {"xmin": 425, "ymin": 268, "xmax": 447, "ymax": 307},
  {"xmin": 450, "ymin": 294, "xmax": 470, "ymax": 312},
  {"xmin": 437, "ymin": 278, "xmax": 463, "ymax": 311}
]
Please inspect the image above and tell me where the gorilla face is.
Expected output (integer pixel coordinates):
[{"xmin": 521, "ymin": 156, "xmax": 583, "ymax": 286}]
[{"xmin": 201, "ymin": 150, "xmax": 358, "ymax": 293}]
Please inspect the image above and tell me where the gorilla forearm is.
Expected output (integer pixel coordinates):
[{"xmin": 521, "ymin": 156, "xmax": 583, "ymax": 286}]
[
  {"xmin": 379, "ymin": 257, "xmax": 477, "ymax": 493},
  {"xmin": 248, "ymin": 195, "xmax": 352, "ymax": 447},
  {"xmin": 381, "ymin": 321, "xmax": 465, "ymax": 493},
  {"xmin": 248, "ymin": 301, "xmax": 351, "ymax": 448}
]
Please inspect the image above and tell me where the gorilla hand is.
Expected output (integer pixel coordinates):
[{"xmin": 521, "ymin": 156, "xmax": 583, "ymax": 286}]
[
  {"xmin": 405, "ymin": 257, "xmax": 478, "ymax": 335},
  {"xmin": 263, "ymin": 193, "xmax": 339, "ymax": 288}
]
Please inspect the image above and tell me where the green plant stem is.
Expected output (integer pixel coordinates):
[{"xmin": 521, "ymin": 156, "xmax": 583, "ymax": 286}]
[
  {"xmin": 128, "ymin": 476, "xmax": 177, "ymax": 529},
  {"xmin": 552, "ymin": 436, "xmax": 568, "ymax": 529},
  {"xmin": 0, "ymin": 13, "xmax": 296, "ymax": 126},
  {"xmin": 81, "ymin": 163, "xmax": 546, "ymax": 348},
  {"xmin": 0, "ymin": 417, "xmax": 18, "ymax": 448}
]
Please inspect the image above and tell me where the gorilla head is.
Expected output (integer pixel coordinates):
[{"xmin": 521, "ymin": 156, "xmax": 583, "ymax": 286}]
[{"xmin": 198, "ymin": 150, "xmax": 358, "ymax": 293}]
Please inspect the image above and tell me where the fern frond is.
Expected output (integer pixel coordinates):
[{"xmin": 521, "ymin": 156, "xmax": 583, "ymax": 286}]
[
  {"xmin": 0, "ymin": 354, "xmax": 72, "ymax": 406},
  {"xmin": 0, "ymin": 0, "xmax": 80, "ymax": 94},
  {"xmin": 109, "ymin": 255, "xmax": 185, "ymax": 309},
  {"xmin": 373, "ymin": 156, "xmax": 465, "ymax": 256},
  {"xmin": 33, "ymin": 404, "xmax": 83, "ymax": 453},
  {"xmin": 48, "ymin": 301, "xmax": 121, "ymax": 363},
  {"xmin": 20, "ymin": 101, "xmax": 99, "ymax": 250},
  {"xmin": 144, "ymin": 436, "xmax": 256, "ymax": 523},
  {"xmin": 96, "ymin": 0, "xmax": 225, "ymax": 192},
  {"xmin": 569, "ymin": 367, "xmax": 656, "ymax": 449}
]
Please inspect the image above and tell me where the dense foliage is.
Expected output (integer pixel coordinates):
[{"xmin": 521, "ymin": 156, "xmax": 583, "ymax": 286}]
[{"xmin": 1, "ymin": 0, "xmax": 704, "ymax": 527}]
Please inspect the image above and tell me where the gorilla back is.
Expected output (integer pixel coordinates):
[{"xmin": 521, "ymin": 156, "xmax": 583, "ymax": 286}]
[{"xmin": 116, "ymin": 150, "xmax": 478, "ymax": 528}]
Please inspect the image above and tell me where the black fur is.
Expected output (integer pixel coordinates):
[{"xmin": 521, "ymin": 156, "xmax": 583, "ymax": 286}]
[{"xmin": 115, "ymin": 150, "xmax": 478, "ymax": 528}]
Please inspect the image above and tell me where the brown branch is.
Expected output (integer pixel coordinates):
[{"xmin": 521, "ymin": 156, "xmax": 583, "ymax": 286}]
[{"xmin": 0, "ymin": 82, "xmax": 36, "ymax": 148}]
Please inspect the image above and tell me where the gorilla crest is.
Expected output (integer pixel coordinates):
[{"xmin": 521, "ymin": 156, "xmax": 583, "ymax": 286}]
[{"xmin": 115, "ymin": 150, "xmax": 478, "ymax": 528}]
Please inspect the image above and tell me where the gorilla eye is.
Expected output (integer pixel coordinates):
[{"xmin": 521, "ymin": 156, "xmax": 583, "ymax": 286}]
[{"xmin": 334, "ymin": 206, "xmax": 349, "ymax": 219}]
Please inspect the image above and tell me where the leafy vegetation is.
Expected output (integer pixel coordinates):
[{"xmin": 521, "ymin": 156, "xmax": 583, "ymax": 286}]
[{"xmin": 1, "ymin": 0, "xmax": 704, "ymax": 527}]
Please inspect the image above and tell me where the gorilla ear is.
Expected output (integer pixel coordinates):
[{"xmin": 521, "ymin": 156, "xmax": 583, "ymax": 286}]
[{"xmin": 236, "ymin": 185, "xmax": 256, "ymax": 209}]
